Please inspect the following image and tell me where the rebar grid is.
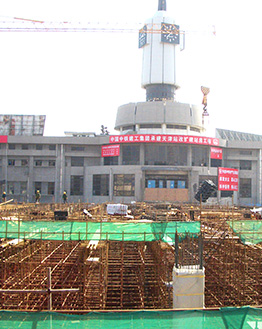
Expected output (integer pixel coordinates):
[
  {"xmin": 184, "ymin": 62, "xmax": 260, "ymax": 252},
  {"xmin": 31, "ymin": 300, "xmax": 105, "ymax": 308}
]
[
  {"xmin": 0, "ymin": 203, "xmax": 261, "ymax": 310},
  {"xmin": 0, "ymin": 240, "xmax": 83, "ymax": 310},
  {"xmin": 0, "ymin": 238, "xmax": 175, "ymax": 310},
  {"xmin": 202, "ymin": 209, "xmax": 262, "ymax": 308}
]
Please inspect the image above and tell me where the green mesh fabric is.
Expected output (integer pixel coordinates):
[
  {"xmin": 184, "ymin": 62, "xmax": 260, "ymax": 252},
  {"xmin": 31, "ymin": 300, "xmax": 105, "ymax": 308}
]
[
  {"xmin": 0, "ymin": 307, "xmax": 261, "ymax": 328},
  {"xmin": 227, "ymin": 220, "xmax": 262, "ymax": 245},
  {"xmin": 0, "ymin": 220, "xmax": 200, "ymax": 242}
]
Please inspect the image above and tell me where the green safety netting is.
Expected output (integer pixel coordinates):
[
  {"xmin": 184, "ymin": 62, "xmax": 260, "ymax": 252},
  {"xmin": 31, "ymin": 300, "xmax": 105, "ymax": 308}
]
[
  {"xmin": 0, "ymin": 307, "xmax": 262, "ymax": 329},
  {"xmin": 0, "ymin": 220, "xmax": 200, "ymax": 243},
  {"xmin": 228, "ymin": 220, "xmax": 262, "ymax": 245}
]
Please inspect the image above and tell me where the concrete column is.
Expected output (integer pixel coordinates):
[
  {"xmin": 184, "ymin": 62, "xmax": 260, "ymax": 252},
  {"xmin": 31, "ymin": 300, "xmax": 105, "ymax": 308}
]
[
  {"xmin": 83, "ymin": 161, "xmax": 88, "ymax": 203},
  {"xmin": 135, "ymin": 170, "xmax": 144, "ymax": 202},
  {"xmin": 3, "ymin": 144, "xmax": 8, "ymax": 192},
  {"xmin": 259, "ymin": 149, "xmax": 262, "ymax": 205},
  {"xmin": 109, "ymin": 168, "xmax": 113, "ymax": 202},
  {"xmin": 162, "ymin": 123, "xmax": 167, "ymax": 134},
  {"xmin": 55, "ymin": 144, "xmax": 65, "ymax": 203},
  {"xmin": 189, "ymin": 170, "xmax": 199, "ymax": 203},
  {"xmin": 208, "ymin": 147, "xmax": 211, "ymax": 168},
  {"xmin": 28, "ymin": 156, "xmax": 34, "ymax": 202},
  {"xmin": 119, "ymin": 145, "xmax": 123, "ymax": 165},
  {"xmin": 140, "ymin": 144, "xmax": 145, "ymax": 165},
  {"xmin": 187, "ymin": 145, "xmax": 192, "ymax": 167}
]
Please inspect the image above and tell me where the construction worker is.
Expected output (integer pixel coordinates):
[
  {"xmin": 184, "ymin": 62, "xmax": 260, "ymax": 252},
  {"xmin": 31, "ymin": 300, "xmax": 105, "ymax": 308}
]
[
  {"xmin": 2, "ymin": 191, "xmax": 6, "ymax": 203},
  {"xmin": 35, "ymin": 190, "xmax": 41, "ymax": 203},
  {"xmin": 62, "ymin": 191, "xmax": 68, "ymax": 204},
  {"xmin": 189, "ymin": 206, "xmax": 195, "ymax": 221}
]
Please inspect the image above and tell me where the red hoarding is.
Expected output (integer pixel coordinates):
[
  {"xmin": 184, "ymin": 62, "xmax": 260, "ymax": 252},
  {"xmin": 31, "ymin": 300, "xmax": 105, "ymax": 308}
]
[
  {"xmin": 109, "ymin": 134, "xmax": 219, "ymax": 146},
  {"xmin": 218, "ymin": 167, "xmax": 239, "ymax": 191},
  {"xmin": 210, "ymin": 147, "xmax": 223, "ymax": 159},
  {"xmin": 0, "ymin": 135, "xmax": 8, "ymax": 143},
  {"xmin": 101, "ymin": 144, "xmax": 120, "ymax": 157}
]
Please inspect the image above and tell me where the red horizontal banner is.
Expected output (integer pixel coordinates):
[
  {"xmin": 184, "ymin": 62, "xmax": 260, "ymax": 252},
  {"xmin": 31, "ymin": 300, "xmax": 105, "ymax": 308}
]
[
  {"xmin": 109, "ymin": 134, "xmax": 219, "ymax": 146},
  {"xmin": 0, "ymin": 135, "xmax": 8, "ymax": 143},
  {"xmin": 210, "ymin": 147, "xmax": 223, "ymax": 159},
  {"xmin": 218, "ymin": 167, "xmax": 239, "ymax": 191},
  {"xmin": 101, "ymin": 144, "xmax": 120, "ymax": 157}
]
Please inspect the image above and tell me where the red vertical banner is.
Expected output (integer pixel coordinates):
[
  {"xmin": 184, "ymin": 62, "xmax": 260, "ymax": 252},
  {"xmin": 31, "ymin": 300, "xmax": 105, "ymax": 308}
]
[
  {"xmin": 210, "ymin": 147, "xmax": 222, "ymax": 159},
  {"xmin": 0, "ymin": 136, "xmax": 8, "ymax": 143},
  {"xmin": 218, "ymin": 167, "xmax": 239, "ymax": 191}
]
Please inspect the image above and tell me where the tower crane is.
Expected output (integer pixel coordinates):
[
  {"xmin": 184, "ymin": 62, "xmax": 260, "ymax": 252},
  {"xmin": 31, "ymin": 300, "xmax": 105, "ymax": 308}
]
[
  {"xmin": 0, "ymin": 16, "xmax": 215, "ymax": 55},
  {"xmin": 0, "ymin": 16, "xmax": 215, "ymax": 38}
]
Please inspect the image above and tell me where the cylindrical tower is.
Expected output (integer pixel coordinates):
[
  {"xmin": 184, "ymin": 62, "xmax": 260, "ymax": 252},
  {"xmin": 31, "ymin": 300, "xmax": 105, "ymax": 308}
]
[
  {"xmin": 139, "ymin": 0, "xmax": 180, "ymax": 101},
  {"xmin": 115, "ymin": 0, "xmax": 205, "ymax": 136}
]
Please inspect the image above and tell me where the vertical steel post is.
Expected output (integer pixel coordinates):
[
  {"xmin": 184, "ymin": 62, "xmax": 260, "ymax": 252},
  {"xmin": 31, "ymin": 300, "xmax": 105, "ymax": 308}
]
[
  {"xmin": 47, "ymin": 267, "xmax": 52, "ymax": 311},
  {"xmin": 199, "ymin": 233, "xmax": 203, "ymax": 270},
  {"xmin": 175, "ymin": 232, "xmax": 179, "ymax": 269}
]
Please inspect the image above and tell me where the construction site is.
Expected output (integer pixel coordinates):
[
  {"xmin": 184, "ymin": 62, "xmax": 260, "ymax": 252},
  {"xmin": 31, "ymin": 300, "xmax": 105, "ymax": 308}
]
[{"xmin": 0, "ymin": 201, "xmax": 261, "ymax": 312}]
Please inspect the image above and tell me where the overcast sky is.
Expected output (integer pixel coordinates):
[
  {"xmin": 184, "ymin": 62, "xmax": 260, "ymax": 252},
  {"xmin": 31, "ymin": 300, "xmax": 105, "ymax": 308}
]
[{"xmin": 0, "ymin": 0, "xmax": 260, "ymax": 137}]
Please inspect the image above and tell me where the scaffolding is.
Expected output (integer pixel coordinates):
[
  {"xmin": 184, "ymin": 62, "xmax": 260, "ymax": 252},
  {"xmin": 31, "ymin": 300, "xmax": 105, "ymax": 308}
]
[
  {"xmin": 0, "ymin": 203, "xmax": 262, "ymax": 310},
  {"xmin": 0, "ymin": 238, "xmax": 176, "ymax": 310}
]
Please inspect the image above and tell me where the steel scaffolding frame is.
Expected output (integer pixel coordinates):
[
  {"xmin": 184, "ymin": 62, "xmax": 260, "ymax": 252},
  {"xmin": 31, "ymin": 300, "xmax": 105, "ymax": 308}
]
[{"xmin": 0, "ymin": 203, "xmax": 262, "ymax": 310}]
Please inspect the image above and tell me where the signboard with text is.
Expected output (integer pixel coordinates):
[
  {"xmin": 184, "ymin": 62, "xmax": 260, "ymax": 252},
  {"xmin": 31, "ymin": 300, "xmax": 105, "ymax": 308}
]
[
  {"xmin": 101, "ymin": 144, "xmax": 120, "ymax": 157},
  {"xmin": 218, "ymin": 167, "xmax": 239, "ymax": 191},
  {"xmin": 210, "ymin": 147, "xmax": 223, "ymax": 159},
  {"xmin": 109, "ymin": 134, "xmax": 219, "ymax": 146}
]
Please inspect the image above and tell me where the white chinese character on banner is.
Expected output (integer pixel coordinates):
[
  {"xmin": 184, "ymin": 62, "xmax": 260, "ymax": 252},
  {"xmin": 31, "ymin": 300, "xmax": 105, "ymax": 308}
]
[
  {"xmin": 124, "ymin": 136, "xmax": 128, "ymax": 142},
  {"xmin": 162, "ymin": 136, "xmax": 167, "ymax": 142},
  {"xmin": 140, "ymin": 135, "xmax": 144, "ymax": 141},
  {"xmin": 145, "ymin": 135, "xmax": 150, "ymax": 141},
  {"xmin": 129, "ymin": 136, "xmax": 134, "ymax": 142},
  {"xmin": 168, "ymin": 136, "xmax": 173, "ymax": 142},
  {"xmin": 115, "ymin": 137, "xmax": 119, "ymax": 142},
  {"xmin": 156, "ymin": 136, "xmax": 161, "ymax": 141},
  {"xmin": 173, "ymin": 136, "xmax": 178, "ymax": 142},
  {"xmin": 151, "ymin": 135, "xmax": 156, "ymax": 141}
]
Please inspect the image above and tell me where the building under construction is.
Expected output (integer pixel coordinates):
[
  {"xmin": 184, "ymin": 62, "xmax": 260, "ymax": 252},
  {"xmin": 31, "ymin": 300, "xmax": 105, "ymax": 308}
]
[
  {"xmin": 0, "ymin": 202, "xmax": 262, "ymax": 312},
  {"xmin": 1, "ymin": 0, "xmax": 262, "ymax": 327},
  {"xmin": 1, "ymin": 1, "xmax": 262, "ymax": 210}
]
